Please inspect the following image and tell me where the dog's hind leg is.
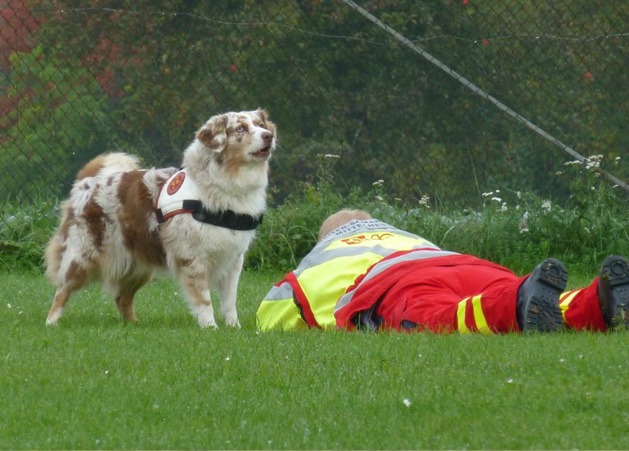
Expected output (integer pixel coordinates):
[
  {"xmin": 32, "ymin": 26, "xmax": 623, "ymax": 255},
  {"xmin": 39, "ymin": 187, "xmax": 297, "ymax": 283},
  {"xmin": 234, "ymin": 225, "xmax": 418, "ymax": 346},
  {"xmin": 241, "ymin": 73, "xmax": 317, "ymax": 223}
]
[
  {"xmin": 46, "ymin": 286, "xmax": 73, "ymax": 326},
  {"xmin": 46, "ymin": 263, "xmax": 89, "ymax": 326},
  {"xmin": 114, "ymin": 272, "xmax": 151, "ymax": 322}
]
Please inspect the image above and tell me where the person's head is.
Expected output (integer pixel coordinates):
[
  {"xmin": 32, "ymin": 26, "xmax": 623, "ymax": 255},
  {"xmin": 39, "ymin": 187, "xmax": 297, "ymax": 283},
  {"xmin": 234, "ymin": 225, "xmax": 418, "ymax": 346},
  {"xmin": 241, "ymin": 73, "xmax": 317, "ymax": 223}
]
[{"xmin": 317, "ymin": 209, "xmax": 372, "ymax": 242}]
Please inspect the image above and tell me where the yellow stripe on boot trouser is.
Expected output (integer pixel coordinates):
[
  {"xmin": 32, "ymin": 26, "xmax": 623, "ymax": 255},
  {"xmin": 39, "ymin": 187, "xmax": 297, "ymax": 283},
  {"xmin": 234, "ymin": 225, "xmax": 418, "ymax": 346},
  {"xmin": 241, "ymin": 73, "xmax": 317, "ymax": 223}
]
[
  {"xmin": 457, "ymin": 295, "xmax": 492, "ymax": 335},
  {"xmin": 559, "ymin": 289, "xmax": 581, "ymax": 322}
]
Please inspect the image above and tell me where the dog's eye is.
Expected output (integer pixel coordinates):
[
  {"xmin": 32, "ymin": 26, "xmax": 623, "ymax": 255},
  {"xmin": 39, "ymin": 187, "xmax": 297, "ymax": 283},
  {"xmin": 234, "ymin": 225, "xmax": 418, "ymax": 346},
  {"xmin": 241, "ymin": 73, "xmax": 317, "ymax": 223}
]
[{"xmin": 236, "ymin": 125, "xmax": 245, "ymax": 133}]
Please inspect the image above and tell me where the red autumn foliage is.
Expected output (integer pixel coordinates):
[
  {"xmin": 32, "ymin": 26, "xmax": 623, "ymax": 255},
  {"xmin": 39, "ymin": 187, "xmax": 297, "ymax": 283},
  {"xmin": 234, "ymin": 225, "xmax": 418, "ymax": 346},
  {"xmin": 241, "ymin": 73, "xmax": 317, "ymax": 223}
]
[{"xmin": 0, "ymin": 0, "xmax": 40, "ymax": 70}]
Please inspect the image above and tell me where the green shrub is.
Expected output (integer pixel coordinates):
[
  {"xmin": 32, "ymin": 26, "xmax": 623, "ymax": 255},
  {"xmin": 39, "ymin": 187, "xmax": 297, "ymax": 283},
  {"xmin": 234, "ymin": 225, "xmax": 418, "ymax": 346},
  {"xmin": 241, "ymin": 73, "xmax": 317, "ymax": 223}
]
[
  {"xmin": 249, "ymin": 154, "xmax": 629, "ymax": 275},
  {"xmin": 2, "ymin": 154, "xmax": 627, "ymax": 276},
  {"xmin": 0, "ymin": 197, "xmax": 58, "ymax": 272}
]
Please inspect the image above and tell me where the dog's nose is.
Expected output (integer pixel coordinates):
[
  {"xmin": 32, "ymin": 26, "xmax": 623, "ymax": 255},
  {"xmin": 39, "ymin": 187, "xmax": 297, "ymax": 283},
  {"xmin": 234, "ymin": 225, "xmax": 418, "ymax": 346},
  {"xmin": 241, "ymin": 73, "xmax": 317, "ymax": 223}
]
[{"xmin": 261, "ymin": 131, "xmax": 273, "ymax": 143}]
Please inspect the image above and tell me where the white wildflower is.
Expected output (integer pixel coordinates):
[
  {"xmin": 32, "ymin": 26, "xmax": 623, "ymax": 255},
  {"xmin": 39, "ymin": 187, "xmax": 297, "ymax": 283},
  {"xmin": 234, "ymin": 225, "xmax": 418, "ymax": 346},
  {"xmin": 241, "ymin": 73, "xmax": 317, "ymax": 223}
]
[
  {"xmin": 585, "ymin": 155, "xmax": 602, "ymax": 170},
  {"xmin": 541, "ymin": 200, "xmax": 552, "ymax": 212},
  {"xmin": 372, "ymin": 179, "xmax": 384, "ymax": 187},
  {"xmin": 491, "ymin": 197, "xmax": 502, "ymax": 203},
  {"xmin": 323, "ymin": 154, "xmax": 340, "ymax": 159},
  {"xmin": 375, "ymin": 195, "xmax": 384, "ymax": 202},
  {"xmin": 482, "ymin": 191, "xmax": 494, "ymax": 197},
  {"xmin": 500, "ymin": 202, "xmax": 508, "ymax": 212},
  {"xmin": 402, "ymin": 398, "xmax": 412, "ymax": 407},
  {"xmin": 519, "ymin": 211, "xmax": 529, "ymax": 234},
  {"xmin": 418, "ymin": 195, "xmax": 431, "ymax": 208},
  {"xmin": 564, "ymin": 160, "xmax": 582, "ymax": 166}
]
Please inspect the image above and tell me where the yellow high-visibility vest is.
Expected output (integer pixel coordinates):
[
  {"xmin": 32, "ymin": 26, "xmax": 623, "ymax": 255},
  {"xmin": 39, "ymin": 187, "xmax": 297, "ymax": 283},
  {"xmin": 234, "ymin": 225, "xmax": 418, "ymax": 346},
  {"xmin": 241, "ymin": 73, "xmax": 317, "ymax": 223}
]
[{"xmin": 256, "ymin": 219, "xmax": 440, "ymax": 331}]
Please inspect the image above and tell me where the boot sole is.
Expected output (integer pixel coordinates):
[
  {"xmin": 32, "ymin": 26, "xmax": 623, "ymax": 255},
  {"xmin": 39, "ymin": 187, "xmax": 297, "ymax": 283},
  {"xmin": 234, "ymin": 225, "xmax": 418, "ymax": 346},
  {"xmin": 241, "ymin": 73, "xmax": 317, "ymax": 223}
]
[
  {"xmin": 524, "ymin": 258, "xmax": 568, "ymax": 332},
  {"xmin": 600, "ymin": 255, "xmax": 629, "ymax": 328}
]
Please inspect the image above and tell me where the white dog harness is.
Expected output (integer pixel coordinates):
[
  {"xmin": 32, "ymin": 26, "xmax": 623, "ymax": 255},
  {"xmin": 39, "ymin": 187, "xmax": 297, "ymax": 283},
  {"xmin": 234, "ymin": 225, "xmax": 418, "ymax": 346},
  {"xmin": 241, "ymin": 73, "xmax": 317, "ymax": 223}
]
[{"xmin": 155, "ymin": 169, "xmax": 263, "ymax": 230}]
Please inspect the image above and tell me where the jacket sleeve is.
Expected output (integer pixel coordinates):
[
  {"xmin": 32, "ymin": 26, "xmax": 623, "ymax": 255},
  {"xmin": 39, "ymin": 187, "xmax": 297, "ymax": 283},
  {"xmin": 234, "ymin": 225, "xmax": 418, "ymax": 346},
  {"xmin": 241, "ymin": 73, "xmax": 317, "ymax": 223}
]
[{"xmin": 256, "ymin": 277, "xmax": 308, "ymax": 331}]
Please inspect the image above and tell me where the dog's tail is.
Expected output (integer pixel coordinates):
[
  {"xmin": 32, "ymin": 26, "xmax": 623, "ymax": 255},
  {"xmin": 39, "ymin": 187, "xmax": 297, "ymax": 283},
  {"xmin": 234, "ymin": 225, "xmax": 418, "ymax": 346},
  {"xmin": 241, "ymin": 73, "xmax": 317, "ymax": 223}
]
[{"xmin": 75, "ymin": 152, "xmax": 141, "ymax": 180}]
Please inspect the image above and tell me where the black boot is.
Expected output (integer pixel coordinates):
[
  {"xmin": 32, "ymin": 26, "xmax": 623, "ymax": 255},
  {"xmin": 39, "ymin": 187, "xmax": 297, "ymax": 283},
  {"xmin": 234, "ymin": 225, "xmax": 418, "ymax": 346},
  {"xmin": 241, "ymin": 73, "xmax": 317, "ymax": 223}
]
[
  {"xmin": 516, "ymin": 258, "xmax": 567, "ymax": 332},
  {"xmin": 598, "ymin": 255, "xmax": 629, "ymax": 329}
]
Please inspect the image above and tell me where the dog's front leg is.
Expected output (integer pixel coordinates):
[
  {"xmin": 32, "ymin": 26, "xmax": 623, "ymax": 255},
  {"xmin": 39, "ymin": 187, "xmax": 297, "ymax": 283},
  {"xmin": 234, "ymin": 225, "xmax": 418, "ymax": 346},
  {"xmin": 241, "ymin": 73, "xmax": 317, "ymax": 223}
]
[
  {"xmin": 176, "ymin": 260, "xmax": 217, "ymax": 328},
  {"xmin": 216, "ymin": 253, "xmax": 244, "ymax": 328}
]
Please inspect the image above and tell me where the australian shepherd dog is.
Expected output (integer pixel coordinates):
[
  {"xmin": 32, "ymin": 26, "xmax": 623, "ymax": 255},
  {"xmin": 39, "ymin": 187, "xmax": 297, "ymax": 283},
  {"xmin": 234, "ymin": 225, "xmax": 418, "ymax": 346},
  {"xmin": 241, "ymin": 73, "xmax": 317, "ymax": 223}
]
[{"xmin": 45, "ymin": 109, "xmax": 275, "ymax": 328}]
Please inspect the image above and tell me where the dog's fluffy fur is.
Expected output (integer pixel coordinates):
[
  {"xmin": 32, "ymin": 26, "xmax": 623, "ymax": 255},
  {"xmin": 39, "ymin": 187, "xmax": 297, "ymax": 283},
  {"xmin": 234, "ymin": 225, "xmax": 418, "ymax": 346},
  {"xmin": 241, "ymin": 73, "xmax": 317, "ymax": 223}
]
[{"xmin": 45, "ymin": 109, "xmax": 276, "ymax": 328}]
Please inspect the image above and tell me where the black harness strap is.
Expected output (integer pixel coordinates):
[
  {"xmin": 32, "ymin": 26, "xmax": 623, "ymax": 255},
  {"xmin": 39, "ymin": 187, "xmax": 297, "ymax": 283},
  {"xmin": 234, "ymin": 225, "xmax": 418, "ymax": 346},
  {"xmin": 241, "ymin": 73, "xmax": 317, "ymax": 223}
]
[{"xmin": 178, "ymin": 200, "xmax": 263, "ymax": 231}]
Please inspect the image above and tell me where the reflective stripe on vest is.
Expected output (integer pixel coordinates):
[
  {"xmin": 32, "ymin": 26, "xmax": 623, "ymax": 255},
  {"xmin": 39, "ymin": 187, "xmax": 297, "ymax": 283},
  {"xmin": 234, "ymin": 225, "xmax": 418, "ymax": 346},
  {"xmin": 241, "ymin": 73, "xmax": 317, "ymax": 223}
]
[
  {"xmin": 257, "ymin": 220, "xmax": 440, "ymax": 330},
  {"xmin": 256, "ymin": 280, "xmax": 308, "ymax": 331}
]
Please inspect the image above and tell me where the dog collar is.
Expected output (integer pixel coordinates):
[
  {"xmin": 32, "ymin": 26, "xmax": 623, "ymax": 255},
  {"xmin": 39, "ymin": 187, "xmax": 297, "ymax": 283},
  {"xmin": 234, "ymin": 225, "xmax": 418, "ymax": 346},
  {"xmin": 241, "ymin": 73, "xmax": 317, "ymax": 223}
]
[{"xmin": 155, "ymin": 169, "xmax": 263, "ymax": 230}]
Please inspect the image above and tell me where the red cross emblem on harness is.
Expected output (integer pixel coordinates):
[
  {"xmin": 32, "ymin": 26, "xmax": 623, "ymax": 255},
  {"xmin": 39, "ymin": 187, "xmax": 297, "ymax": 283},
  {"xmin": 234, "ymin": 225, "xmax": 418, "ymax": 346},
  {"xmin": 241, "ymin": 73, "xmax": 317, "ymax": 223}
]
[{"xmin": 167, "ymin": 172, "xmax": 186, "ymax": 195}]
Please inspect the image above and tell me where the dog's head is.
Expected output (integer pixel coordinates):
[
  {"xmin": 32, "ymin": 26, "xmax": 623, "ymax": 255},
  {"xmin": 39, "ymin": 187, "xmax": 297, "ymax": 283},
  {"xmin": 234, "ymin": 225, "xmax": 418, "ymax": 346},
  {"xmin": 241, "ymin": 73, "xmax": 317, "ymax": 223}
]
[{"xmin": 195, "ymin": 109, "xmax": 276, "ymax": 166}]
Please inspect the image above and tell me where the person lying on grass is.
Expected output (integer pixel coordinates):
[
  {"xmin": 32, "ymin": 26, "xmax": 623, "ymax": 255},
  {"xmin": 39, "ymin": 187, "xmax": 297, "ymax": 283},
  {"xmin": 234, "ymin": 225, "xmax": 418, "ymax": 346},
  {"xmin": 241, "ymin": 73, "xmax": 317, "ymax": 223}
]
[{"xmin": 256, "ymin": 209, "xmax": 629, "ymax": 333}]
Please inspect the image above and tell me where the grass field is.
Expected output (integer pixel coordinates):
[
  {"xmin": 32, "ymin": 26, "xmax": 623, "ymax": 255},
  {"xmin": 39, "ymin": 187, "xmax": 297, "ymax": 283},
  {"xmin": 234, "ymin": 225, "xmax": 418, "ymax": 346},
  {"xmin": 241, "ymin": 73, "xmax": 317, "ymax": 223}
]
[{"xmin": 1, "ymin": 270, "xmax": 628, "ymax": 450}]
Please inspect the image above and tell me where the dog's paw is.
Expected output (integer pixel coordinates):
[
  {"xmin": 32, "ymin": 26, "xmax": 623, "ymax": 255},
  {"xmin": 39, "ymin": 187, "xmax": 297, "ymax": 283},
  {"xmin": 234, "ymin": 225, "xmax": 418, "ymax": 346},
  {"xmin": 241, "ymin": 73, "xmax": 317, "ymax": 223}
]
[
  {"xmin": 225, "ymin": 318, "xmax": 241, "ymax": 328},
  {"xmin": 197, "ymin": 315, "xmax": 218, "ymax": 329},
  {"xmin": 193, "ymin": 303, "xmax": 217, "ymax": 328},
  {"xmin": 46, "ymin": 308, "xmax": 63, "ymax": 326}
]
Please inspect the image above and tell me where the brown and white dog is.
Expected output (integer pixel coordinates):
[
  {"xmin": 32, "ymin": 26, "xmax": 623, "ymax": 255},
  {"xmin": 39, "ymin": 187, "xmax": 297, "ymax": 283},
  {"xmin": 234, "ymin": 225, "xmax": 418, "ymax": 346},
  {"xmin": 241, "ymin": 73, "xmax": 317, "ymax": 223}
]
[{"xmin": 45, "ymin": 109, "xmax": 275, "ymax": 328}]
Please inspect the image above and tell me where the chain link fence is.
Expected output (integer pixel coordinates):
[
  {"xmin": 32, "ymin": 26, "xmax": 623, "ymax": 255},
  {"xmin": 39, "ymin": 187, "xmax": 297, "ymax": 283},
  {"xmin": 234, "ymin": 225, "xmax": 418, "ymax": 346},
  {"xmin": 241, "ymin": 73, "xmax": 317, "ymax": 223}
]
[{"xmin": 1, "ymin": 1, "xmax": 628, "ymax": 229}]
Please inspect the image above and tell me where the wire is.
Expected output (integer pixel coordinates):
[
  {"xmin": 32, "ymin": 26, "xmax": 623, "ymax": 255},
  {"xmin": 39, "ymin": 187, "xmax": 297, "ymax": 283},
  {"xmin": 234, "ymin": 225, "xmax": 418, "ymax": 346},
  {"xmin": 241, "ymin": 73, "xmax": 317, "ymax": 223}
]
[{"xmin": 340, "ymin": 0, "xmax": 629, "ymax": 193}]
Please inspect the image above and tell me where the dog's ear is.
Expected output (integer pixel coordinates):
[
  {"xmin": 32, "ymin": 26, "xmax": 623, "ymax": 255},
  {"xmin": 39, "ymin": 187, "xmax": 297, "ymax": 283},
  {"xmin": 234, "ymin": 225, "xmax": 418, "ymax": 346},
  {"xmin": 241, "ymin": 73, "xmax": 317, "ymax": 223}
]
[
  {"xmin": 197, "ymin": 115, "xmax": 228, "ymax": 151},
  {"xmin": 256, "ymin": 109, "xmax": 277, "ymax": 138}
]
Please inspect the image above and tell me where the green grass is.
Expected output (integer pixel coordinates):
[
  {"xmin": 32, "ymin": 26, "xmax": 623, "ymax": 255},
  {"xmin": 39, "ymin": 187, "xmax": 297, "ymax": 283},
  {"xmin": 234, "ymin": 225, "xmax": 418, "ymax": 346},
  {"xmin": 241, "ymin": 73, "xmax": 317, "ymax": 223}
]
[{"xmin": 1, "ymin": 270, "xmax": 628, "ymax": 450}]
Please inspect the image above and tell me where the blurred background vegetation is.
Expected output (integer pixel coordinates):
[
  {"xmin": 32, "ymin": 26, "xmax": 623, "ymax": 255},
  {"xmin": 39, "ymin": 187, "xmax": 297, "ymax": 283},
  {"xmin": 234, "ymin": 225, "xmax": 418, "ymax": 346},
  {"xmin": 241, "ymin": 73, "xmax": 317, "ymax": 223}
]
[{"xmin": 1, "ymin": 0, "xmax": 627, "ymax": 272}]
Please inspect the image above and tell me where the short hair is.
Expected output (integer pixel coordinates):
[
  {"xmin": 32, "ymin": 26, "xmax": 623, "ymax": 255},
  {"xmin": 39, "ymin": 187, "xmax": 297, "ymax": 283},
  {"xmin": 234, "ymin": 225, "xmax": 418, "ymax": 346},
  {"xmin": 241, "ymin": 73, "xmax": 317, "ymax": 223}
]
[{"xmin": 317, "ymin": 209, "xmax": 372, "ymax": 242}]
